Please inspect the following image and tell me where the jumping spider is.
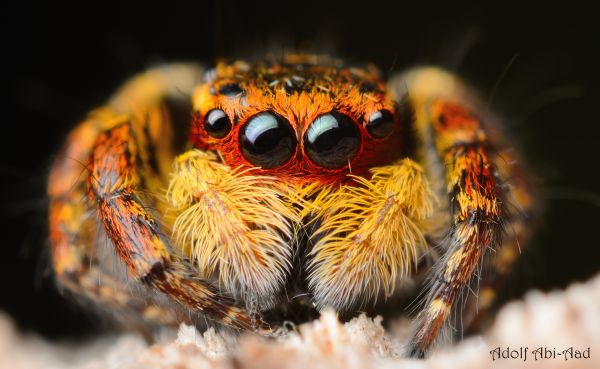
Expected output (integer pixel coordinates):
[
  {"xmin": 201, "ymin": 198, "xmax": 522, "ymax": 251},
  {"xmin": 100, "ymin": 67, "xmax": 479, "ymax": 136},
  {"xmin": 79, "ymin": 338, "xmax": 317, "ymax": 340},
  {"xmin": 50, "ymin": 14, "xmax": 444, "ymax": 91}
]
[{"xmin": 48, "ymin": 55, "xmax": 534, "ymax": 357}]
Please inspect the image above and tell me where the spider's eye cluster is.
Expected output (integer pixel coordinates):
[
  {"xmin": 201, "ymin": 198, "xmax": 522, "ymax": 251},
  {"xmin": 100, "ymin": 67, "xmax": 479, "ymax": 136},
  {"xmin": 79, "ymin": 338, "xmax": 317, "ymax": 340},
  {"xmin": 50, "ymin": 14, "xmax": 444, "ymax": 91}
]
[
  {"xmin": 240, "ymin": 112, "xmax": 297, "ymax": 169},
  {"xmin": 305, "ymin": 112, "xmax": 360, "ymax": 169},
  {"xmin": 202, "ymin": 108, "xmax": 396, "ymax": 170}
]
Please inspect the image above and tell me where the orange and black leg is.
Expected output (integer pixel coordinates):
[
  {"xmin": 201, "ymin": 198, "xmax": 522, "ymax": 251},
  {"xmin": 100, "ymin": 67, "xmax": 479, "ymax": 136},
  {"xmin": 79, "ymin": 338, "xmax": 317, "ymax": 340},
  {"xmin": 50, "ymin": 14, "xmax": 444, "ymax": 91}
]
[
  {"xmin": 47, "ymin": 114, "xmax": 176, "ymax": 329},
  {"xmin": 48, "ymin": 64, "xmax": 264, "ymax": 331},
  {"xmin": 461, "ymin": 148, "xmax": 536, "ymax": 333},
  {"xmin": 391, "ymin": 68, "xmax": 534, "ymax": 357},
  {"xmin": 87, "ymin": 123, "xmax": 258, "ymax": 330}
]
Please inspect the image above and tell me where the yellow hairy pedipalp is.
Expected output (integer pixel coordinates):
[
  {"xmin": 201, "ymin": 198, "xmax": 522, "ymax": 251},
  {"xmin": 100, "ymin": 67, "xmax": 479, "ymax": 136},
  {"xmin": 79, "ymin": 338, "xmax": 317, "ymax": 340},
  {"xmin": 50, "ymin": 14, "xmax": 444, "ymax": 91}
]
[
  {"xmin": 307, "ymin": 158, "xmax": 435, "ymax": 310},
  {"xmin": 167, "ymin": 150, "xmax": 300, "ymax": 306}
]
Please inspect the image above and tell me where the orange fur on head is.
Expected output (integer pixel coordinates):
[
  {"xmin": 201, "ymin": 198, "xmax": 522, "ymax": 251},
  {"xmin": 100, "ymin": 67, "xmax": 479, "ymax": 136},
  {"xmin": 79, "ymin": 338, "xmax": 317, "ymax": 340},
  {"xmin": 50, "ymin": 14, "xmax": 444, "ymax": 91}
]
[{"xmin": 190, "ymin": 58, "xmax": 405, "ymax": 184}]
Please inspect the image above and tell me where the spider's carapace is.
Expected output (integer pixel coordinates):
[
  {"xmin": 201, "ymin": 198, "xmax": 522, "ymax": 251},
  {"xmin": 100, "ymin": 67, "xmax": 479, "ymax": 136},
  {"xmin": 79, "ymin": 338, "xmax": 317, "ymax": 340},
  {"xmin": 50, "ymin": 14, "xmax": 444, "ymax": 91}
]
[{"xmin": 190, "ymin": 59, "xmax": 408, "ymax": 184}]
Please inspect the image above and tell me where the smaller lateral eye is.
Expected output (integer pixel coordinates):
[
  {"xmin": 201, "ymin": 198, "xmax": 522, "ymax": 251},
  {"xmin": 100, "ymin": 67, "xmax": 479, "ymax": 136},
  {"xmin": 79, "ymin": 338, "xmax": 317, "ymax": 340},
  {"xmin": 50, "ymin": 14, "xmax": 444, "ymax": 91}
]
[
  {"xmin": 366, "ymin": 109, "xmax": 395, "ymax": 138},
  {"xmin": 204, "ymin": 109, "xmax": 232, "ymax": 138}
]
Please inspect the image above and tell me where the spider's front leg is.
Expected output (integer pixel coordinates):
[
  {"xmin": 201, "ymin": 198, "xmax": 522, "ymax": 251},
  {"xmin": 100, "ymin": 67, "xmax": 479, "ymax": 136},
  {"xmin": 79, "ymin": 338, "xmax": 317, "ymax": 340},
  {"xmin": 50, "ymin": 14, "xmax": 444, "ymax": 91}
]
[
  {"xmin": 390, "ymin": 68, "xmax": 534, "ymax": 357},
  {"xmin": 49, "ymin": 64, "xmax": 204, "ymax": 327},
  {"xmin": 48, "ymin": 115, "xmax": 166, "ymax": 327},
  {"xmin": 88, "ymin": 124, "xmax": 258, "ymax": 330},
  {"xmin": 49, "ymin": 64, "xmax": 262, "ymax": 331}
]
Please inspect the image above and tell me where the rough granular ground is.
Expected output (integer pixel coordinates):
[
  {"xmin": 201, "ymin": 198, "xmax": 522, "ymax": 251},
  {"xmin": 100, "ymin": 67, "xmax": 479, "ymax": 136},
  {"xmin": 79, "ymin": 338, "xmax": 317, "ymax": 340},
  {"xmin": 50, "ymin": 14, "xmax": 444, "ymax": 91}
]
[{"xmin": 1, "ymin": 275, "xmax": 599, "ymax": 369}]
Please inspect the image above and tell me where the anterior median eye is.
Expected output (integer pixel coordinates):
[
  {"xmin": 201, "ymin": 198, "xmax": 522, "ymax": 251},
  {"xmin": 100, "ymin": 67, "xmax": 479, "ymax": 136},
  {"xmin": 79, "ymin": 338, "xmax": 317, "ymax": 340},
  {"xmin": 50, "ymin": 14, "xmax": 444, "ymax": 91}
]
[
  {"xmin": 240, "ymin": 112, "xmax": 297, "ymax": 168},
  {"xmin": 366, "ymin": 109, "xmax": 395, "ymax": 138},
  {"xmin": 304, "ymin": 111, "xmax": 360, "ymax": 169},
  {"xmin": 204, "ymin": 109, "xmax": 231, "ymax": 138}
]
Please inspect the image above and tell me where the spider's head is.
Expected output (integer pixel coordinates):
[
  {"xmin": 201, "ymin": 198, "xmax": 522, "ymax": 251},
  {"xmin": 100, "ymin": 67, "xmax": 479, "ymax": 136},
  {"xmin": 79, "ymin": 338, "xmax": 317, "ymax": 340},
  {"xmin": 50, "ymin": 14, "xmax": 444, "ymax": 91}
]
[{"xmin": 191, "ymin": 56, "xmax": 408, "ymax": 184}]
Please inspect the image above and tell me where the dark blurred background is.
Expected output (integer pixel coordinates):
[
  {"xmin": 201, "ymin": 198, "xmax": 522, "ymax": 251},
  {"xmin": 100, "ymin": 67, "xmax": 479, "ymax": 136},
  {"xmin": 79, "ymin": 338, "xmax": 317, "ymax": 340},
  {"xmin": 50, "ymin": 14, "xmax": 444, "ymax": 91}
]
[{"xmin": 1, "ymin": 0, "xmax": 599, "ymax": 339}]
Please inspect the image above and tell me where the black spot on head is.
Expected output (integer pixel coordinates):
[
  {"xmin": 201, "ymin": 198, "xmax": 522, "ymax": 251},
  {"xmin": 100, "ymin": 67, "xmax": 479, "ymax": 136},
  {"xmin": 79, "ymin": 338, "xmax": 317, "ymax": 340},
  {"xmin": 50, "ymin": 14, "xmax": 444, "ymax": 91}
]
[
  {"xmin": 284, "ymin": 78, "xmax": 306, "ymax": 95},
  {"xmin": 359, "ymin": 82, "xmax": 377, "ymax": 93},
  {"xmin": 219, "ymin": 83, "xmax": 244, "ymax": 96}
]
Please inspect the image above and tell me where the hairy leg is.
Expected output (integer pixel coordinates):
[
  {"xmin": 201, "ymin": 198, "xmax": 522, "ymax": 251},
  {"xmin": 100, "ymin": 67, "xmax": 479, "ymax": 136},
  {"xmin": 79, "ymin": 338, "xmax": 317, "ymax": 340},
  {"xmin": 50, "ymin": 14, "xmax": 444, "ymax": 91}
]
[
  {"xmin": 88, "ymin": 124, "xmax": 259, "ymax": 329},
  {"xmin": 389, "ymin": 67, "xmax": 534, "ymax": 356},
  {"xmin": 48, "ymin": 112, "xmax": 182, "ymax": 328},
  {"xmin": 49, "ymin": 64, "xmax": 264, "ymax": 330},
  {"xmin": 462, "ymin": 147, "xmax": 536, "ymax": 333}
]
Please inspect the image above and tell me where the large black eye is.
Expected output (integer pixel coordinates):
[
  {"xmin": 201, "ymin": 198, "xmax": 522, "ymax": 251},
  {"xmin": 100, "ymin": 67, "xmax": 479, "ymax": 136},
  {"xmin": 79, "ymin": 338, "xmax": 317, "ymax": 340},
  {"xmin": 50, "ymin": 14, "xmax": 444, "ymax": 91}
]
[
  {"xmin": 240, "ymin": 112, "xmax": 297, "ymax": 168},
  {"xmin": 304, "ymin": 112, "xmax": 360, "ymax": 169},
  {"xmin": 366, "ymin": 109, "xmax": 395, "ymax": 138},
  {"xmin": 204, "ymin": 109, "xmax": 231, "ymax": 138}
]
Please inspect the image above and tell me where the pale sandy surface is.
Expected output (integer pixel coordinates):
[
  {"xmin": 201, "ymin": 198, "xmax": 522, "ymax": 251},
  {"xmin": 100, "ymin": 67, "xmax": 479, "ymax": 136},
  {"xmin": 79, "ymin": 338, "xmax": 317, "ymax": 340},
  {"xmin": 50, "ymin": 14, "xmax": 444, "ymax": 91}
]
[{"xmin": 1, "ymin": 274, "xmax": 599, "ymax": 369}]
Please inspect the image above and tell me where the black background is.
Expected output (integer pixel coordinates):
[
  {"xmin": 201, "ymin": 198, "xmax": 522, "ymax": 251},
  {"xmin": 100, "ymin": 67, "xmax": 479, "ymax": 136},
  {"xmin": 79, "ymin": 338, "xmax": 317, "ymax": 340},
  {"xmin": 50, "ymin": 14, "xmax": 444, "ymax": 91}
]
[{"xmin": 1, "ymin": 0, "xmax": 599, "ymax": 339}]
